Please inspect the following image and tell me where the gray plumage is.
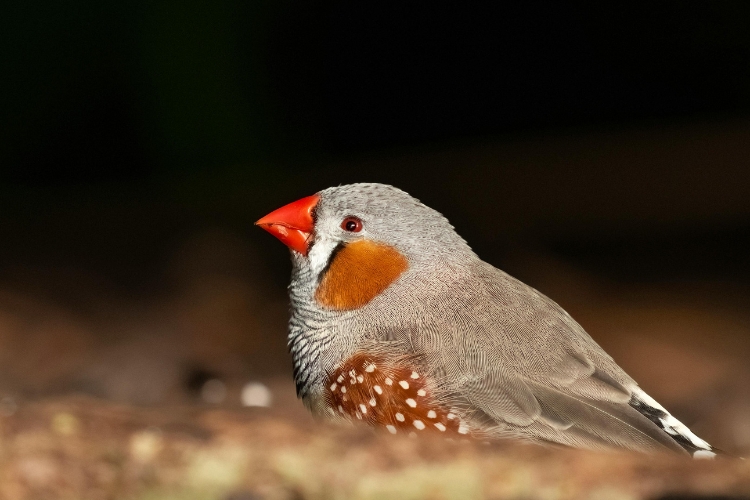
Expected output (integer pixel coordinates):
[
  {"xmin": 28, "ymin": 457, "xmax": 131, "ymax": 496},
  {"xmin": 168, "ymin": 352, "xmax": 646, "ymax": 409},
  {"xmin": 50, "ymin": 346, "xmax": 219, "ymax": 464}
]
[{"xmin": 285, "ymin": 183, "xmax": 716, "ymax": 457}]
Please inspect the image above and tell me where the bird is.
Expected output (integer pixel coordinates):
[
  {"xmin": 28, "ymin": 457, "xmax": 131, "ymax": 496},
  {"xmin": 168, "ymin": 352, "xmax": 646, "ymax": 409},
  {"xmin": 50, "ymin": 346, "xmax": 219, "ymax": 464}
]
[{"xmin": 256, "ymin": 182, "xmax": 718, "ymax": 458}]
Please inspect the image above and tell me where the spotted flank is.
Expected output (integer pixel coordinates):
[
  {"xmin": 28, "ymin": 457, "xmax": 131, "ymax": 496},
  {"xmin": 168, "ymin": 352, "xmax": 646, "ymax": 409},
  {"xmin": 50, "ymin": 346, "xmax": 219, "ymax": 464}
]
[
  {"xmin": 629, "ymin": 388, "xmax": 717, "ymax": 459},
  {"xmin": 325, "ymin": 353, "xmax": 467, "ymax": 436}
]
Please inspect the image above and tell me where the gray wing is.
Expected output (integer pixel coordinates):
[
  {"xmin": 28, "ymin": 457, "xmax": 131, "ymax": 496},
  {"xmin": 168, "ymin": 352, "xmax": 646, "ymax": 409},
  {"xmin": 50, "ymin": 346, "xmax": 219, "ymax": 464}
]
[{"xmin": 427, "ymin": 262, "xmax": 689, "ymax": 454}]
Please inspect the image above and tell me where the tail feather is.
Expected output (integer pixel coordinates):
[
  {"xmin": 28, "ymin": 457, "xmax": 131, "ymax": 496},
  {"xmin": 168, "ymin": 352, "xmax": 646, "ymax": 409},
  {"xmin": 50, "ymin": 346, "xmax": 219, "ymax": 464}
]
[{"xmin": 629, "ymin": 388, "xmax": 717, "ymax": 459}]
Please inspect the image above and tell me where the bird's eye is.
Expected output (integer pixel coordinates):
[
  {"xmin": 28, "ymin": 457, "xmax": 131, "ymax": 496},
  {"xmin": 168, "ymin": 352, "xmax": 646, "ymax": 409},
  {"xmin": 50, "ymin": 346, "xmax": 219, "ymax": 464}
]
[{"xmin": 341, "ymin": 216, "xmax": 363, "ymax": 233}]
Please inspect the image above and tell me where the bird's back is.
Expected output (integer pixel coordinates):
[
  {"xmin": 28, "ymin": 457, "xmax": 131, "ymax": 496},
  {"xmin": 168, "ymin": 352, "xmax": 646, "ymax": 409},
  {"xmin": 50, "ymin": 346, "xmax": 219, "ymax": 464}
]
[{"xmin": 414, "ymin": 259, "xmax": 715, "ymax": 456}]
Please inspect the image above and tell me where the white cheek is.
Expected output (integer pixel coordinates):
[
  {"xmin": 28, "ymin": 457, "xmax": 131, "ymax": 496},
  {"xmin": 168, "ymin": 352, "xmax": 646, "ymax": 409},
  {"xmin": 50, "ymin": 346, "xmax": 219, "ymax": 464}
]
[{"xmin": 308, "ymin": 237, "xmax": 340, "ymax": 276}]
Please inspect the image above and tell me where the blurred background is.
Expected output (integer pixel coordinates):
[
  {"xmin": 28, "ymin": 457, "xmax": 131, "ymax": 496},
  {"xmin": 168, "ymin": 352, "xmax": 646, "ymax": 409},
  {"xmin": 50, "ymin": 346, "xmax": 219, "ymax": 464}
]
[{"xmin": 2, "ymin": 2, "xmax": 750, "ymax": 498}]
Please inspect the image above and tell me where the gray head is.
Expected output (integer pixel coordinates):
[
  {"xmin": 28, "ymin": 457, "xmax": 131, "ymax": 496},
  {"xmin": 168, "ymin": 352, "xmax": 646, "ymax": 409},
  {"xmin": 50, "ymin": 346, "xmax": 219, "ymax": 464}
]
[
  {"xmin": 304, "ymin": 183, "xmax": 474, "ymax": 279},
  {"xmin": 257, "ymin": 183, "xmax": 477, "ymax": 399}
]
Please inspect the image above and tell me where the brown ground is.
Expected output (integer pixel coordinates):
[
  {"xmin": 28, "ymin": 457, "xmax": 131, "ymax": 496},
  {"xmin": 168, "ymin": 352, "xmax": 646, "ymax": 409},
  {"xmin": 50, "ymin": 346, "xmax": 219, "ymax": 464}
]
[
  {"xmin": 0, "ymin": 229, "xmax": 749, "ymax": 499},
  {"xmin": 1, "ymin": 389, "xmax": 750, "ymax": 500}
]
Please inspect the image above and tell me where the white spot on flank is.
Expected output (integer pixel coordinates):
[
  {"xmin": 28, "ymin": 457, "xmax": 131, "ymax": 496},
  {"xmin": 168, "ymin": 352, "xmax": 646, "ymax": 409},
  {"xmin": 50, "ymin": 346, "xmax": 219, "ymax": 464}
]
[
  {"xmin": 330, "ymin": 383, "xmax": 337, "ymax": 391},
  {"xmin": 405, "ymin": 398, "xmax": 417, "ymax": 408},
  {"xmin": 356, "ymin": 412, "xmax": 362, "ymax": 420},
  {"xmin": 447, "ymin": 413, "xmax": 456, "ymax": 420},
  {"xmin": 365, "ymin": 364, "xmax": 376, "ymax": 372},
  {"xmin": 338, "ymin": 405, "xmax": 344, "ymax": 414},
  {"xmin": 413, "ymin": 420, "xmax": 426, "ymax": 430},
  {"xmin": 385, "ymin": 378, "xmax": 393, "ymax": 386},
  {"xmin": 357, "ymin": 375, "xmax": 364, "ymax": 383},
  {"xmin": 434, "ymin": 423, "xmax": 446, "ymax": 432},
  {"xmin": 359, "ymin": 404, "xmax": 367, "ymax": 414},
  {"xmin": 369, "ymin": 397, "xmax": 376, "ymax": 407},
  {"xmin": 458, "ymin": 423, "xmax": 469, "ymax": 434},
  {"xmin": 417, "ymin": 389, "xmax": 426, "ymax": 397},
  {"xmin": 395, "ymin": 412, "xmax": 405, "ymax": 422},
  {"xmin": 410, "ymin": 371, "xmax": 419, "ymax": 379},
  {"xmin": 693, "ymin": 450, "xmax": 716, "ymax": 459},
  {"xmin": 374, "ymin": 385, "xmax": 383, "ymax": 394},
  {"xmin": 386, "ymin": 425, "xmax": 397, "ymax": 434},
  {"xmin": 337, "ymin": 375, "xmax": 344, "ymax": 383},
  {"xmin": 399, "ymin": 380, "xmax": 409, "ymax": 389},
  {"xmin": 341, "ymin": 386, "xmax": 346, "ymax": 393},
  {"xmin": 427, "ymin": 410, "xmax": 437, "ymax": 419}
]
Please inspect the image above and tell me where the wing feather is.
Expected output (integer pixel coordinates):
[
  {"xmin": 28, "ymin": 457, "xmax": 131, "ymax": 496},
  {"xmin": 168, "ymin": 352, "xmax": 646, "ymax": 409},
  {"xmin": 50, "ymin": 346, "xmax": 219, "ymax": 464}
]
[{"xmin": 432, "ymin": 262, "xmax": 689, "ymax": 453}]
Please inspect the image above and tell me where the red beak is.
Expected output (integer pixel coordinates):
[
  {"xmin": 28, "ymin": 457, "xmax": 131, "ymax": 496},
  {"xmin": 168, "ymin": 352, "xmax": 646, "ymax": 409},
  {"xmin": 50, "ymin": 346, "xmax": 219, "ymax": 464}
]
[{"xmin": 255, "ymin": 194, "xmax": 319, "ymax": 256}]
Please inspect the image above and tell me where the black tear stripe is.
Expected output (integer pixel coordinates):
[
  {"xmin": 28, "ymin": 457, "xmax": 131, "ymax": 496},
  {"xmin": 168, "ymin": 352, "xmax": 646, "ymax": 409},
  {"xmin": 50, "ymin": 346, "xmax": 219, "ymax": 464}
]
[
  {"xmin": 310, "ymin": 202, "xmax": 319, "ymax": 225},
  {"xmin": 306, "ymin": 203, "xmax": 320, "ymax": 254},
  {"xmin": 318, "ymin": 242, "xmax": 346, "ymax": 283},
  {"xmin": 629, "ymin": 395, "xmax": 715, "ymax": 456}
]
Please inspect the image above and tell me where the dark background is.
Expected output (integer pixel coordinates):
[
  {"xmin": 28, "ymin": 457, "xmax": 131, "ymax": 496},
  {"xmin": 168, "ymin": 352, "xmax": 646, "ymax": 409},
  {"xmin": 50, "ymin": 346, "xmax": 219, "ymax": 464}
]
[
  {"xmin": 3, "ymin": 2, "xmax": 750, "ymax": 283},
  {"xmin": 1, "ymin": 0, "xmax": 750, "ymax": 453}
]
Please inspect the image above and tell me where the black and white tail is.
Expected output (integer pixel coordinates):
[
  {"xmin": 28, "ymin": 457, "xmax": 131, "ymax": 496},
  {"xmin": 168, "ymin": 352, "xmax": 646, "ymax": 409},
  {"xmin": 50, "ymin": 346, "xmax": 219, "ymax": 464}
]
[{"xmin": 629, "ymin": 388, "xmax": 717, "ymax": 459}]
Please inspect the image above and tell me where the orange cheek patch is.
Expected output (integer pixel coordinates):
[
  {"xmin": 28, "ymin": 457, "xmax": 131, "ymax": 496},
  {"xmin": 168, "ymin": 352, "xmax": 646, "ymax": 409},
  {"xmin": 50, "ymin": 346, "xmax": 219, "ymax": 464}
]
[{"xmin": 315, "ymin": 240, "xmax": 408, "ymax": 310}]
